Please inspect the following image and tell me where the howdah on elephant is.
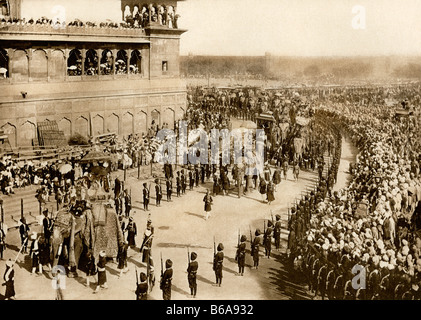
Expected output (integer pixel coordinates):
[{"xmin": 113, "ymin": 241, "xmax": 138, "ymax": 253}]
[{"xmin": 50, "ymin": 190, "xmax": 124, "ymax": 277}]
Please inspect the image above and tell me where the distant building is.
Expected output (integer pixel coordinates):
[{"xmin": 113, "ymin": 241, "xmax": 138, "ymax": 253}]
[{"xmin": 0, "ymin": 0, "xmax": 187, "ymax": 148}]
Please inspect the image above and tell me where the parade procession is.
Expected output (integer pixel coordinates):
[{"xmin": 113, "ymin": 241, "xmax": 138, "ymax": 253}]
[{"xmin": 0, "ymin": 0, "xmax": 421, "ymax": 303}]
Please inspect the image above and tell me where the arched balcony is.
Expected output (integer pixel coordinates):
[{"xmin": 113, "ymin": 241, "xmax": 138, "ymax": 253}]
[
  {"xmin": 100, "ymin": 50, "xmax": 114, "ymax": 75},
  {"xmin": 116, "ymin": 50, "xmax": 128, "ymax": 75},
  {"xmin": 130, "ymin": 50, "xmax": 142, "ymax": 74},
  {"xmin": 67, "ymin": 49, "xmax": 82, "ymax": 76},
  {"xmin": 0, "ymin": 48, "xmax": 9, "ymax": 79},
  {"xmin": 84, "ymin": 49, "xmax": 98, "ymax": 76}
]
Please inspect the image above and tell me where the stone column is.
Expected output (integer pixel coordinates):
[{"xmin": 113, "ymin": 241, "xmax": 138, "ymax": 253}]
[
  {"xmin": 27, "ymin": 49, "xmax": 32, "ymax": 82},
  {"xmin": 127, "ymin": 49, "xmax": 132, "ymax": 76},
  {"xmin": 46, "ymin": 49, "xmax": 51, "ymax": 82},
  {"xmin": 96, "ymin": 49, "xmax": 102, "ymax": 76},
  {"xmin": 64, "ymin": 49, "xmax": 69, "ymax": 80},
  {"xmin": 6, "ymin": 48, "xmax": 12, "ymax": 80},
  {"xmin": 81, "ymin": 49, "xmax": 86, "ymax": 76},
  {"xmin": 112, "ymin": 49, "xmax": 117, "ymax": 77}
]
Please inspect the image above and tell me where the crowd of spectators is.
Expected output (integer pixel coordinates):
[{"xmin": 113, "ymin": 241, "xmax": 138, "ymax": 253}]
[{"xmin": 286, "ymin": 85, "xmax": 421, "ymax": 300}]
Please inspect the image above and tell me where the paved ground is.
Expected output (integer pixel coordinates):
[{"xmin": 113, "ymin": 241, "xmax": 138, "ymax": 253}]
[{"xmin": 0, "ymin": 133, "xmax": 357, "ymax": 300}]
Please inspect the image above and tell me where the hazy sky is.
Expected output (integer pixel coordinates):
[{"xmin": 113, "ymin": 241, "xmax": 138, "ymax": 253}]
[
  {"xmin": 21, "ymin": 0, "xmax": 421, "ymax": 57},
  {"xmin": 177, "ymin": 0, "xmax": 421, "ymax": 56}
]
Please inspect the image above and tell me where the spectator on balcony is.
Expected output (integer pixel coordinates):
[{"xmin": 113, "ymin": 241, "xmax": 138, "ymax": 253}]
[{"xmin": 124, "ymin": 6, "xmax": 132, "ymax": 21}]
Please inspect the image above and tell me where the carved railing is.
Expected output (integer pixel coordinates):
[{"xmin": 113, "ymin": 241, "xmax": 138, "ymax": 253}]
[{"xmin": 0, "ymin": 22, "xmax": 146, "ymax": 37}]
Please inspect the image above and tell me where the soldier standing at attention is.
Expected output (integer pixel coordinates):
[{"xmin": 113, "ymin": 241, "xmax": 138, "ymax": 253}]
[
  {"xmin": 126, "ymin": 217, "xmax": 137, "ymax": 249},
  {"xmin": 155, "ymin": 179, "xmax": 162, "ymax": 207},
  {"xmin": 213, "ymin": 243, "xmax": 224, "ymax": 287},
  {"xmin": 187, "ymin": 251, "xmax": 198, "ymax": 298},
  {"xmin": 195, "ymin": 165, "xmax": 200, "ymax": 187},
  {"xmin": 19, "ymin": 217, "xmax": 30, "ymax": 253},
  {"xmin": 189, "ymin": 169, "xmax": 194, "ymax": 190},
  {"xmin": 176, "ymin": 172, "xmax": 181, "ymax": 197},
  {"xmin": 273, "ymin": 214, "xmax": 282, "ymax": 251},
  {"xmin": 181, "ymin": 169, "xmax": 187, "ymax": 194},
  {"xmin": 135, "ymin": 272, "xmax": 149, "ymax": 300},
  {"xmin": 166, "ymin": 178, "xmax": 172, "ymax": 202},
  {"xmin": 251, "ymin": 229, "xmax": 262, "ymax": 269},
  {"xmin": 117, "ymin": 240, "xmax": 129, "ymax": 278},
  {"xmin": 124, "ymin": 189, "xmax": 132, "ymax": 217},
  {"xmin": 264, "ymin": 221, "xmax": 274, "ymax": 258},
  {"xmin": 94, "ymin": 251, "xmax": 108, "ymax": 293},
  {"xmin": 29, "ymin": 233, "xmax": 42, "ymax": 275},
  {"xmin": 236, "ymin": 235, "xmax": 247, "ymax": 276},
  {"xmin": 143, "ymin": 183, "xmax": 150, "ymax": 211},
  {"xmin": 160, "ymin": 259, "xmax": 173, "ymax": 300},
  {"xmin": 42, "ymin": 209, "xmax": 53, "ymax": 246},
  {"xmin": 3, "ymin": 259, "xmax": 15, "ymax": 300},
  {"xmin": 203, "ymin": 189, "xmax": 213, "ymax": 221}
]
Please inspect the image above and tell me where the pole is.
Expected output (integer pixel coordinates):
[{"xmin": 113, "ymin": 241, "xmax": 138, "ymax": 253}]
[
  {"xmin": 13, "ymin": 237, "xmax": 28, "ymax": 266},
  {"xmin": 0, "ymin": 200, "xmax": 3, "ymax": 224},
  {"xmin": 21, "ymin": 198, "xmax": 24, "ymax": 219},
  {"xmin": 124, "ymin": 166, "xmax": 127, "ymax": 182},
  {"xmin": 138, "ymin": 157, "xmax": 141, "ymax": 180}
]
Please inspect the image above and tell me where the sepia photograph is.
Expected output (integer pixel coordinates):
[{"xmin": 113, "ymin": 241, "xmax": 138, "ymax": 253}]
[{"xmin": 0, "ymin": 0, "xmax": 420, "ymax": 308}]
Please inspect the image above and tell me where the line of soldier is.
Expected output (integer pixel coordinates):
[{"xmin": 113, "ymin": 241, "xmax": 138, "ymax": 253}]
[
  {"xmin": 295, "ymin": 241, "xmax": 421, "ymax": 300},
  {"xmin": 286, "ymin": 112, "xmax": 421, "ymax": 300},
  {"xmin": 134, "ymin": 213, "xmax": 283, "ymax": 300}
]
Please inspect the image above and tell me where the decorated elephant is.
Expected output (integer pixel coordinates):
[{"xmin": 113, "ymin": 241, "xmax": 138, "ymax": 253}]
[{"xmin": 50, "ymin": 182, "xmax": 124, "ymax": 277}]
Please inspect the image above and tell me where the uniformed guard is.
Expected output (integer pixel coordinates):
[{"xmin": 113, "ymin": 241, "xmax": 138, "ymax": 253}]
[
  {"xmin": 29, "ymin": 233, "xmax": 42, "ymax": 275},
  {"xmin": 155, "ymin": 179, "xmax": 162, "ymax": 207},
  {"xmin": 200, "ymin": 164, "xmax": 205, "ymax": 184},
  {"xmin": 213, "ymin": 243, "xmax": 224, "ymax": 287},
  {"xmin": 326, "ymin": 266, "xmax": 337, "ymax": 300},
  {"xmin": 273, "ymin": 214, "xmax": 282, "ymax": 251},
  {"xmin": 94, "ymin": 251, "xmax": 108, "ymax": 293},
  {"xmin": 181, "ymin": 169, "xmax": 186, "ymax": 194},
  {"xmin": 187, "ymin": 251, "xmax": 198, "ymax": 297},
  {"xmin": 189, "ymin": 169, "xmax": 194, "ymax": 190},
  {"xmin": 117, "ymin": 240, "xmax": 129, "ymax": 277},
  {"xmin": 160, "ymin": 258, "xmax": 173, "ymax": 300},
  {"xmin": 19, "ymin": 217, "xmax": 30, "ymax": 253},
  {"xmin": 195, "ymin": 165, "xmax": 200, "ymax": 187},
  {"xmin": 235, "ymin": 235, "xmax": 247, "ymax": 276},
  {"xmin": 124, "ymin": 189, "xmax": 131, "ymax": 217},
  {"xmin": 140, "ymin": 218, "xmax": 154, "ymax": 261},
  {"xmin": 251, "ymin": 229, "xmax": 262, "ymax": 269},
  {"xmin": 135, "ymin": 271, "xmax": 149, "ymax": 300},
  {"xmin": 175, "ymin": 172, "xmax": 181, "ymax": 197},
  {"xmin": 126, "ymin": 217, "xmax": 137, "ymax": 248},
  {"xmin": 311, "ymin": 256, "xmax": 321, "ymax": 296},
  {"xmin": 3, "ymin": 259, "xmax": 15, "ymax": 300},
  {"xmin": 316, "ymin": 262, "xmax": 328, "ymax": 300},
  {"xmin": 142, "ymin": 183, "xmax": 150, "ymax": 211},
  {"xmin": 147, "ymin": 256, "xmax": 156, "ymax": 291},
  {"xmin": 166, "ymin": 178, "xmax": 172, "ymax": 202},
  {"xmin": 203, "ymin": 189, "xmax": 213, "ymax": 220},
  {"xmin": 263, "ymin": 220, "xmax": 273, "ymax": 258},
  {"xmin": 42, "ymin": 209, "xmax": 53, "ymax": 245},
  {"xmin": 368, "ymin": 262, "xmax": 381, "ymax": 300},
  {"xmin": 0, "ymin": 221, "xmax": 6, "ymax": 260}
]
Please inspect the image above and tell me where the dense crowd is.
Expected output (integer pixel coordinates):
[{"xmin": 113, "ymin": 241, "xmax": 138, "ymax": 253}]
[
  {"xmin": 286, "ymin": 85, "xmax": 421, "ymax": 300},
  {"xmin": 2, "ymin": 83, "xmax": 421, "ymax": 300}
]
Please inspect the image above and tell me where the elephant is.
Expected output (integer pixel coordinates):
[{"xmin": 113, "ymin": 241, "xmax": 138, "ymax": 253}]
[{"xmin": 50, "ymin": 196, "xmax": 124, "ymax": 277}]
